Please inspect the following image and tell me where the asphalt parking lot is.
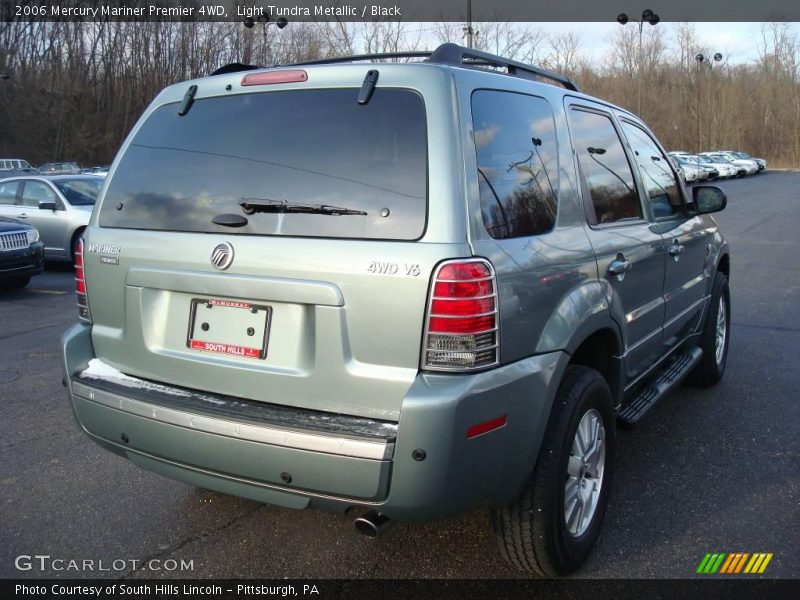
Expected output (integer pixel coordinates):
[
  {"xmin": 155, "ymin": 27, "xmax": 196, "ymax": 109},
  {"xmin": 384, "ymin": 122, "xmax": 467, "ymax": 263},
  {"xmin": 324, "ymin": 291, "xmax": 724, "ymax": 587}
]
[{"xmin": 1, "ymin": 171, "xmax": 798, "ymax": 580}]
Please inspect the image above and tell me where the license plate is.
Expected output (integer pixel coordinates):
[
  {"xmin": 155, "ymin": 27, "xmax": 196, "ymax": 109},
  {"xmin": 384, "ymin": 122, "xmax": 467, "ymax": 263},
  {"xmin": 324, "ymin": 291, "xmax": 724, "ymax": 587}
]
[{"xmin": 187, "ymin": 298, "xmax": 271, "ymax": 359}]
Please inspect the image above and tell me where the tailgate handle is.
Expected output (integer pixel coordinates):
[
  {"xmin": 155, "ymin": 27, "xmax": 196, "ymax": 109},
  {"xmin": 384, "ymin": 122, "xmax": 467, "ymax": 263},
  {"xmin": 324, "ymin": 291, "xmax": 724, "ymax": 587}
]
[{"xmin": 126, "ymin": 268, "xmax": 344, "ymax": 307}]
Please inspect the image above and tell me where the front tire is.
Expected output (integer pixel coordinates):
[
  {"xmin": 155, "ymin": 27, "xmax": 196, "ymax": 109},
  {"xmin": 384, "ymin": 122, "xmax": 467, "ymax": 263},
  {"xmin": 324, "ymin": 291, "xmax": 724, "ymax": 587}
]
[
  {"xmin": 687, "ymin": 271, "xmax": 730, "ymax": 387},
  {"xmin": 492, "ymin": 366, "xmax": 616, "ymax": 576}
]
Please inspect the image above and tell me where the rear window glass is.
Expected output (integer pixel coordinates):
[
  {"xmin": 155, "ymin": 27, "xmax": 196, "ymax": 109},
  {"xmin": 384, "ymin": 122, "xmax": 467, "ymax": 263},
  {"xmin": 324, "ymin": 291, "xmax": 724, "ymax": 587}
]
[
  {"xmin": 99, "ymin": 89, "xmax": 427, "ymax": 240},
  {"xmin": 55, "ymin": 178, "xmax": 102, "ymax": 206}
]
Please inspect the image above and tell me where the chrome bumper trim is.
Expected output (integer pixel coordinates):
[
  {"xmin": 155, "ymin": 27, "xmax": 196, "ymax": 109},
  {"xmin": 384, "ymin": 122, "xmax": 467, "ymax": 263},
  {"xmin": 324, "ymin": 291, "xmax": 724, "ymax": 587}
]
[{"xmin": 71, "ymin": 380, "xmax": 394, "ymax": 460}]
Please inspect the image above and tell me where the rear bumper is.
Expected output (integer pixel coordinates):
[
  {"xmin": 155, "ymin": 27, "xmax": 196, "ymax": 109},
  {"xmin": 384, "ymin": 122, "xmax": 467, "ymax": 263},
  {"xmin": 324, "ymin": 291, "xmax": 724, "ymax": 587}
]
[
  {"xmin": 0, "ymin": 242, "xmax": 44, "ymax": 279},
  {"xmin": 62, "ymin": 323, "xmax": 567, "ymax": 520}
]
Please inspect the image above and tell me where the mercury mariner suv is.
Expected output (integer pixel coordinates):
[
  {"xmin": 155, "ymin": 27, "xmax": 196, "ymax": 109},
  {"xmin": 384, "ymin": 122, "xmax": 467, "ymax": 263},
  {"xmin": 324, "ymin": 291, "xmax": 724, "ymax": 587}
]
[{"xmin": 61, "ymin": 44, "xmax": 731, "ymax": 576}]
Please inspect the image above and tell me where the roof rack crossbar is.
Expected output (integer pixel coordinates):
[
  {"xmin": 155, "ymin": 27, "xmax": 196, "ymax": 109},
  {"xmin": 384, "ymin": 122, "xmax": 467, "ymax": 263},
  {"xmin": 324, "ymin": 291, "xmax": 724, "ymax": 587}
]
[{"xmin": 429, "ymin": 43, "xmax": 580, "ymax": 92}]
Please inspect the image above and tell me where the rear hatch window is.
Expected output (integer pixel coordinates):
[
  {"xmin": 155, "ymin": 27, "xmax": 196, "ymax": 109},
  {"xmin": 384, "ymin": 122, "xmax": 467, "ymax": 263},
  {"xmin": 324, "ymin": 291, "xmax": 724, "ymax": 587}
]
[{"xmin": 99, "ymin": 88, "xmax": 427, "ymax": 240}]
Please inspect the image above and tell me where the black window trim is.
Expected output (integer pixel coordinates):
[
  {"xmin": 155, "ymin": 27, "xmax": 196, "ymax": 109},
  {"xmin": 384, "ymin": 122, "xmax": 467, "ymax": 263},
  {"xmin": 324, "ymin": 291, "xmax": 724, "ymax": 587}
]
[{"xmin": 566, "ymin": 102, "xmax": 649, "ymax": 230}]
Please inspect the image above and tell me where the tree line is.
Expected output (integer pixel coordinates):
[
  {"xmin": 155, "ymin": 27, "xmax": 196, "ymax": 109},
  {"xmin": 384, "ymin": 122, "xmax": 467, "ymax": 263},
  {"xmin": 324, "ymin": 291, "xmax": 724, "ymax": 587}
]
[{"xmin": 1, "ymin": 20, "xmax": 798, "ymax": 167}]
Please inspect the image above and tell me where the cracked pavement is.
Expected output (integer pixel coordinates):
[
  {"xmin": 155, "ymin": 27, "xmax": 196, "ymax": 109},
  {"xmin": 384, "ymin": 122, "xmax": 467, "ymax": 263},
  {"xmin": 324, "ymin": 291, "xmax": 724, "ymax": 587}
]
[{"xmin": 1, "ymin": 173, "xmax": 798, "ymax": 579}]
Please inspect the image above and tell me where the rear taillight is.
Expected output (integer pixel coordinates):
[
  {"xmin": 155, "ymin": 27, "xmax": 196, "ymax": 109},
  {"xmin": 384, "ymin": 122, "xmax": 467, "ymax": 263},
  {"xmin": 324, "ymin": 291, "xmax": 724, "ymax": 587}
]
[
  {"xmin": 422, "ymin": 259, "xmax": 499, "ymax": 371},
  {"xmin": 75, "ymin": 238, "xmax": 91, "ymax": 323}
]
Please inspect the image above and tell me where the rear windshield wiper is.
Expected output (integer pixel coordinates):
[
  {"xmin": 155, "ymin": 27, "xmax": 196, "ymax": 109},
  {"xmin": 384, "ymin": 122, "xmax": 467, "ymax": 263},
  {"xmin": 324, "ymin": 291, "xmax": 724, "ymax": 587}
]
[{"xmin": 240, "ymin": 198, "xmax": 367, "ymax": 216}]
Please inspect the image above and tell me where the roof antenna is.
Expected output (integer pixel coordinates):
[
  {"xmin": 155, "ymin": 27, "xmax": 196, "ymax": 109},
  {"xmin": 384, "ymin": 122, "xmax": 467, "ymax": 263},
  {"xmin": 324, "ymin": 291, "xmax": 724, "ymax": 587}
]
[{"xmin": 357, "ymin": 70, "xmax": 379, "ymax": 105}]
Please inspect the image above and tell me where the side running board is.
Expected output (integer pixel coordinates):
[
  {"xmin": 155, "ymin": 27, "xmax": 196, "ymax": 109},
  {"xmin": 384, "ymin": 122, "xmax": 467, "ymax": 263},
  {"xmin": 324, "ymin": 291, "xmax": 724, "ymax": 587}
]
[{"xmin": 618, "ymin": 346, "xmax": 703, "ymax": 426}]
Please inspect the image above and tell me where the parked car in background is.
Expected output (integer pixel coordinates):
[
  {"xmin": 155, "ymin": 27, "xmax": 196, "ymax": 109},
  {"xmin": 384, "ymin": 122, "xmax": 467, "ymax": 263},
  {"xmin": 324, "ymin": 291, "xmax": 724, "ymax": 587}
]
[
  {"xmin": 0, "ymin": 158, "xmax": 40, "ymax": 176},
  {"xmin": 668, "ymin": 156, "xmax": 686, "ymax": 184},
  {"xmin": 697, "ymin": 154, "xmax": 744, "ymax": 177},
  {"xmin": 669, "ymin": 154, "xmax": 707, "ymax": 182},
  {"xmin": 692, "ymin": 154, "xmax": 737, "ymax": 178},
  {"xmin": 0, "ymin": 216, "xmax": 44, "ymax": 289},
  {"xmin": 681, "ymin": 155, "xmax": 721, "ymax": 180},
  {"xmin": 82, "ymin": 166, "xmax": 110, "ymax": 177},
  {"xmin": 1, "ymin": 159, "xmax": 33, "ymax": 171},
  {"xmin": 0, "ymin": 175, "xmax": 103, "ymax": 261},
  {"xmin": 703, "ymin": 152, "xmax": 757, "ymax": 175},
  {"xmin": 724, "ymin": 151, "xmax": 766, "ymax": 171},
  {"xmin": 39, "ymin": 162, "xmax": 82, "ymax": 175}
]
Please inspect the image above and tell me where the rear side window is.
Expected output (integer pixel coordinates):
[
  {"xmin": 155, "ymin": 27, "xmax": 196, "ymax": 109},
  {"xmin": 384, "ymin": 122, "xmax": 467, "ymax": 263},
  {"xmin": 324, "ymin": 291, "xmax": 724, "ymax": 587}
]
[
  {"xmin": 472, "ymin": 90, "xmax": 558, "ymax": 239},
  {"xmin": 0, "ymin": 181, "xmax": 20, "ymax": 205},
  {"xmin": 569, "ymin": 108, "xmax": 641, "ymax": 225},
  {"xmin": 99, "ymin": 89, "xmax": 427, "ymax": 240}
]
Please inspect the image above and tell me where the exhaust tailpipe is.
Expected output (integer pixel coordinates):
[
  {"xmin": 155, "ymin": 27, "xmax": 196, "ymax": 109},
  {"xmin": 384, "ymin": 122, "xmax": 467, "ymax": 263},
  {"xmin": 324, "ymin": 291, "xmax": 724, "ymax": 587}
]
[{"xmin": 354, "ymin": 510, "xmax": 391, "ymax": 538}]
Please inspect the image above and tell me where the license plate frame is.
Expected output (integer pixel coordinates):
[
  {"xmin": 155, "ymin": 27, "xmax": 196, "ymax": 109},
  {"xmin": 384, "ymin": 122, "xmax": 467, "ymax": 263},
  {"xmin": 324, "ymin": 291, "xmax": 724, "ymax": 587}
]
[{"xmin": 186, "ymin": 298, "xmax": 272, "ymax": 360}]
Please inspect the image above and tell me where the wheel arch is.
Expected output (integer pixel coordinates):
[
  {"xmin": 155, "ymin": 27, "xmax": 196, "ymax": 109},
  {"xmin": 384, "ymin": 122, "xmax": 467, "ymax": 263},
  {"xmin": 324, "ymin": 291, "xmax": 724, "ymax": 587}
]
[
  {"xmin": 566, "ymin": 326, "xmax": 624, "ymax": 407},
  {"xmin": 70, "ymin": 226, "xmax": 86, "ymax": 262}
]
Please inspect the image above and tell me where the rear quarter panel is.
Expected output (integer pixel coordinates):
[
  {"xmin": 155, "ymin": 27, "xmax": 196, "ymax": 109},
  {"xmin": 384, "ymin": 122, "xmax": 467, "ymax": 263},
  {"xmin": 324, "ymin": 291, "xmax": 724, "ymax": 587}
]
[{"xmin": 455, "ymin": 71, "xmax": 614, "ymax": 364}]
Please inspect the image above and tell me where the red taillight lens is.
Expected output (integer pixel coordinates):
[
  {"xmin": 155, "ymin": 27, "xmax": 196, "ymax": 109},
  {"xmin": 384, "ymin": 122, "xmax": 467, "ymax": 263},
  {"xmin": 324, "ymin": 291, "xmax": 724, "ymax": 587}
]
[
  {"xmin": 422, "ymin": 259, "xmax": 499, "ymax": 371},
  {"xmin": 75, "ymin": 238, "xmax": 91, "ymax": 322},
  {"xmin": 241, "ymin": 70, "xmax": 308, "ymax": 86}
]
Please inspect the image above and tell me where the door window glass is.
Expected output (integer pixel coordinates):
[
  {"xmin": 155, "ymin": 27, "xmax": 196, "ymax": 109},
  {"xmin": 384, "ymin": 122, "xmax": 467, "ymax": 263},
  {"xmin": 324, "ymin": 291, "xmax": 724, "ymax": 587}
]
[
  {"xmin": 621, "ymin": 121, "xmax": 682, "ymax": 218},
  {"xmin": 570, "ymin": 109, "xmax": 641, "ymax": 225},
  {"xmin": 21, "ymin": 181, "xmax": 57, "ymax": 207}
]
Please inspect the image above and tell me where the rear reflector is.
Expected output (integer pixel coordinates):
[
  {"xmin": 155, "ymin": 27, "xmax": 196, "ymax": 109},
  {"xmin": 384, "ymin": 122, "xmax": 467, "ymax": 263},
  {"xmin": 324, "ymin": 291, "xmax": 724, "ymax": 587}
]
[
  {"xmin": 466, "ymin": 415, "xmax": 508, "ymax": 439},
  {"xmin": 422, "ymin": 258, "xmax": 499, "ymax": 371},
  {"xmin": 241, "ymin": 70, "xmax": 308, "ymax": 86},
  {"xmin": 75, "ymin": 238, "xmax": 91, "ymax": 323}
]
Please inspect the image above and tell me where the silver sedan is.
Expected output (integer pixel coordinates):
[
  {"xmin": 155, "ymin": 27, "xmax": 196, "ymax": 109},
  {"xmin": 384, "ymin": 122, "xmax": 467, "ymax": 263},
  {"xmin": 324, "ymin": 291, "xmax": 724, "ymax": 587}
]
[{"xmin": 0, "ymin": 175, "xmax": 103, "ymax": 261}]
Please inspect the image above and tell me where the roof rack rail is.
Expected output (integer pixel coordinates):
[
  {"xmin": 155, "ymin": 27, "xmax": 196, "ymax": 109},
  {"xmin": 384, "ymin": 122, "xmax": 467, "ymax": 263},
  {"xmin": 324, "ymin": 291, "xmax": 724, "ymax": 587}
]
[
  {"xmin": 428, "ymin": 43, "xmax": 580, "ymax": 92},
  {"xmin": 214, "ymin": 44, "xmax": 580, "ymax": 92},
  {"xmin": 289, "ymin": 51, "xmax": 433, "ymax": 66}
]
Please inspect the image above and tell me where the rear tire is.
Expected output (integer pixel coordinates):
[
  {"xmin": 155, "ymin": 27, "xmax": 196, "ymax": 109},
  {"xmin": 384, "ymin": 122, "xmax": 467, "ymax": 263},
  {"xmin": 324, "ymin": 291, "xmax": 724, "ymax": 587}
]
[
  {"xmin": 687, "ymin": 271, "xmax": 730, "ymax": 387},
  {"xmin": 492, "ymin": 366, "xmax": 615, "ymax": 577}
]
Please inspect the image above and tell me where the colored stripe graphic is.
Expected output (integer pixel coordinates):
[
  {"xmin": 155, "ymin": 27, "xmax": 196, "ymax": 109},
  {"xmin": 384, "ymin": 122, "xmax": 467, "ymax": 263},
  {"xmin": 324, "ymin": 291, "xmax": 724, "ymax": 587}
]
[
  {"xmin": 710, "ymin": 553, "xmax": 726, "ymax": 573},
  {"xmin": 731, "ymin": 552, "xmax": 750, "ymax": 573},
  {"xmin": 699, "ymin": 552, "xmax": 773, "ymax": 574},
  {"xmin": 745, "ymin": 554, "xmax": 761, "ymax": 573},
  {"xmin": 758, "ymin": 554, "xmax": 773, "ymax": 573},
  {"xmin": 696, "ymin": 554, "xmax": 712, "ymax": 574},
  {"xmin": 719, "ymin": 554, "xmax": 736, "ymax": 574}
]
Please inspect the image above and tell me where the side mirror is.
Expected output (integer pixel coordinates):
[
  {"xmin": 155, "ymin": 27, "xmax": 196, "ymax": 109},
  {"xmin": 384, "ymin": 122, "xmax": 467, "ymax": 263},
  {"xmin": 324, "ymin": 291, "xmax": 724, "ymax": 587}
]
[
  {"xmin": 693, "ymin": 186, "xmax": 727, "ymax": 214},
  {"xmin": 38, "ymin": 201, "xmax": 58, "ymax": 211}
]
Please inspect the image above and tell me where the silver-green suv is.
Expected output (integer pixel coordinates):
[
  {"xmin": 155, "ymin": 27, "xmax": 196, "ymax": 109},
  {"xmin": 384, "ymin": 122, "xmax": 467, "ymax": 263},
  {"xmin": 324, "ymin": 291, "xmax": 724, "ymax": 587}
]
[{"xmin": 61, "ymin": 44, "xmax": 731, "ymax": 576}]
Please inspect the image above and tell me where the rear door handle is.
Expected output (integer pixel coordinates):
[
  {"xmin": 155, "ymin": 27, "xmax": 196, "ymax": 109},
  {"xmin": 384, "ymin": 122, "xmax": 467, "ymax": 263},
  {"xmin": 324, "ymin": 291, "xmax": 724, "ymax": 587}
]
[
  {"xmin": 18, "ymin": 213, "xmax": 28, "ymax": 218},
  {"xmin": 668, "ymin": 241, "xmax": 685, "ymax": 259}
]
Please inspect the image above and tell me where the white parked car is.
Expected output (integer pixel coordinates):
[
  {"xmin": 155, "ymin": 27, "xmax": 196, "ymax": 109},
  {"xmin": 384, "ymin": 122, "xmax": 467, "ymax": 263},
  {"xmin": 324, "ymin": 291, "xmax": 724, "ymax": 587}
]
[
  {"xmin": 691, "ymin": 155, "xmax": 737, "ymax": 178},
  {"xmin": 703, "ymin": 152, "xmax": 757, "ymax": 175},
  {"xmin": 669, "ymin": 154, "xmax": 707, "ymax": 182},
  {"xmin": 723, "ymin": 151, "xmax": 766, "ymax": 171}
]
